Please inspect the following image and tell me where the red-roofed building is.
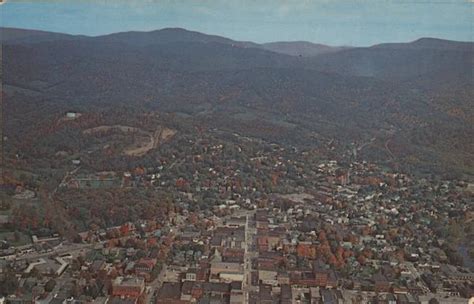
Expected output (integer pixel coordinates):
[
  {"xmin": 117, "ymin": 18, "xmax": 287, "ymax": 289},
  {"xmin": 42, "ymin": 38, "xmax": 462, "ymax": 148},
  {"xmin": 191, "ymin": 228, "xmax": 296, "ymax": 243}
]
[
  {"xmin": 111, "ymin": 276, "xmax": 145, "ymax": 298},
  {"xmin": 135, "ymin": 258, "xmax": 157, "ymax": 281},
  {"xmin": 257, "ymin": 236, "xmax": 269, "ymax": 252}
]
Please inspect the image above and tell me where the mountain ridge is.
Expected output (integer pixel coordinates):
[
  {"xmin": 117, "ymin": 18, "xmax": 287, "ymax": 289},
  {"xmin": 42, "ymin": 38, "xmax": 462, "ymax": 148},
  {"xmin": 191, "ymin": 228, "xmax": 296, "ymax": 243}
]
[
  {"xmin": 3, "ymin": 27, "xmax": 471, "ymax": 57},
  {"xmin": 3, "ymin": 27, "xmax": 473, "ymax": 176}
]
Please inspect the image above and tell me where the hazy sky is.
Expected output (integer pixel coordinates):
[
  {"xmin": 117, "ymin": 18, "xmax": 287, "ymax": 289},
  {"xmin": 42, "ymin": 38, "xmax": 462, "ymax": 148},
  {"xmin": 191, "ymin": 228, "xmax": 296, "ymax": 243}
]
[{"xmin": 1, "ymin": 0, "xmax": 472, "ymax": 46}]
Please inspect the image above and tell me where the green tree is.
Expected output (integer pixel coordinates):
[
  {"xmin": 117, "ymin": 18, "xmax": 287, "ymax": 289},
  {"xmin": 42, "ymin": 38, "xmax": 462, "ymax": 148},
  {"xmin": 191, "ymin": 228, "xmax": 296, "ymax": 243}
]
[{"xmin": 45, "ymin": 279, "xmax": 56, "ymax": 292}]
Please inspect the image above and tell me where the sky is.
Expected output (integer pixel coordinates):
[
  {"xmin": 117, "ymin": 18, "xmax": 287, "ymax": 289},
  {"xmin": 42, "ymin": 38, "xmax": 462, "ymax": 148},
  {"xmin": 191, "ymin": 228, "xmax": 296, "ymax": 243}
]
[{"xmin": 1, "ymin": 0, "xmax": 472, "ymax": 46}]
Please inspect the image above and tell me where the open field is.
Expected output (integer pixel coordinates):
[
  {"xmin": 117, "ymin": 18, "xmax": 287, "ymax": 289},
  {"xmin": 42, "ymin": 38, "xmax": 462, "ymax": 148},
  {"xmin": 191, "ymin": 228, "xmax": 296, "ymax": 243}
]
[{"xmin": 83, "ymin": 125, "xmax": 176, "ymax": 157}]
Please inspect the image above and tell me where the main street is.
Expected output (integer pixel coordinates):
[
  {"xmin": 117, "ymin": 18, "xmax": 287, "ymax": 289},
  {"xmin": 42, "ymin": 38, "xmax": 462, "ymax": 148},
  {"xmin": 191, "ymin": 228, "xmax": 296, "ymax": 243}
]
[
  {"xmin": 242, "ymin": 210, "xmax": 258, "ymax": 302},
  {"xmin": 146, "ymin": 264, "xmax": 168, "ymax": 304}
]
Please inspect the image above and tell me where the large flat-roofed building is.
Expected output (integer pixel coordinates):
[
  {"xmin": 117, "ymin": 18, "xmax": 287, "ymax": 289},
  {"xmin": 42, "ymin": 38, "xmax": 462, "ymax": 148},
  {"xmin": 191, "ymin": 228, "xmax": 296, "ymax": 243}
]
[{"xmin": 210, "ymin": 262, "xmax": 244, "ymax": 276}]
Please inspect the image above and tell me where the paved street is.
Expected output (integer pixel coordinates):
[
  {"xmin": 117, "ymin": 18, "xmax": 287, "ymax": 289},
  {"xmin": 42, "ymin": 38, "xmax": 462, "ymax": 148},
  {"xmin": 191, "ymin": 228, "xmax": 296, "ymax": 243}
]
[
  {"xmin": 146, "ymin": 264, "xmax": 168, "ymax": 304},
  {"xmin": 242, "ymin": 210, "xmax": 257, "ymax": 302}
]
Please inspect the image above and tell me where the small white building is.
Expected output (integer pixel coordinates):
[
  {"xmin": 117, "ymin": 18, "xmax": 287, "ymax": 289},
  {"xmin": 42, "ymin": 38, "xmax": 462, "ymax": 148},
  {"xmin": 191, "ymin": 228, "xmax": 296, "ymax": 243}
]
[{"xmin": 65, "ymin": 111, "xmax": 80, "ymax": 119}]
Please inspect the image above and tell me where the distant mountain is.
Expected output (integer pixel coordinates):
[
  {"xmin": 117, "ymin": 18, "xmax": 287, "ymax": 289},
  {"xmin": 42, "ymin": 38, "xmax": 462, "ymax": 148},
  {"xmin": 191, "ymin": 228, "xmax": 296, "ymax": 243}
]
[
  {"xmin": 261, "ymin": 41, "xmax": 347, "ymax": 57},
  {"xmin": 1, "ymin": 27, "xmax": 345, "ymax": 57},
  {"xmin": 306, "ymin": 37, "xmax": 473, "ymax": 80},
  {"xmin": 3, "ymin": 27, "xmax": 473, "ymax": 175},
  {"xmin": 96, "ymin": 28, "xmax": 349, "ymax": 57},
  {"xmin": 0, "ymin": 27, "xmax": 83, "ymax": 44},
  {"xmin": 94, "ymin": 27, "xmax": 259, "ymax": 49},
  {"xmin": 373, "ymin": 37, "xmax": 474, "ymax": 50}
]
